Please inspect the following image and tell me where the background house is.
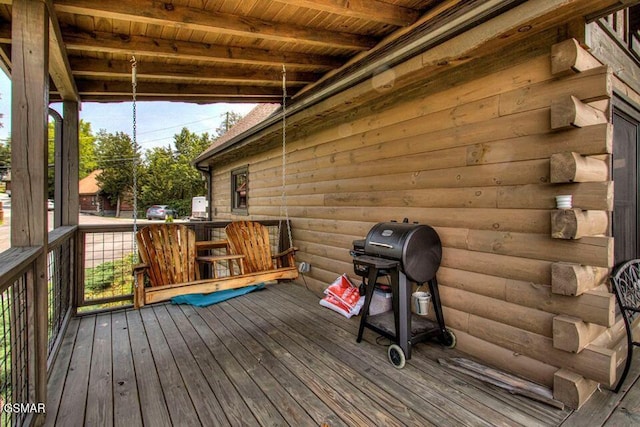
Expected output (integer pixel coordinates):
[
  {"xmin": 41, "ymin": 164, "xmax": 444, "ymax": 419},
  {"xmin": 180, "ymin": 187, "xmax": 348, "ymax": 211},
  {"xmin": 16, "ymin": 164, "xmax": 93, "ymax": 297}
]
[{"xmin": 78, "ymin": 169, "xmax": 134, "ymax": 216}]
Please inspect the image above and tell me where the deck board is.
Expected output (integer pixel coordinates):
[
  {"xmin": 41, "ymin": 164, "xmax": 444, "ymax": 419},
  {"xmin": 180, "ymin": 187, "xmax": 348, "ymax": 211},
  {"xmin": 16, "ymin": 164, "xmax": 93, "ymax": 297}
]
[
  {"xmin": 125, "ymin": 309, "xmax": 172, "ymax": 427},
  {"xmin": 85, "ymin": 313, "xmax": 114, "ymax": 427},
  {"xmin": 139, "ymin": 306, "xmax": 202, "ymax": 426},
  {"xmin": 46, "ymin": 283, "xmax": 640, "ymax": 426},
  {"xmin": 186, "ymin": 303, "xmax": 287, "ymax": 425},
  {"xmin": 168, "ymin": 304, "xmax": 260, "ymax": 427},
  {"xmin": 153, "ymin": 305, "xmax": 230, "ymax": 426},
  {"xmin": 54, "ymin": 316, "xmax": 95, "ymax": 427},
  {"xmin": 44, "ymin": 318, "xmax": 79, "ymax": 427},
  {"xmin": 112, "ymin": 311, "xmax": 143, "ymax": 427},
  {"xmin": 197, "ymin": 301, "xmax": 347, "ymax": 427}
]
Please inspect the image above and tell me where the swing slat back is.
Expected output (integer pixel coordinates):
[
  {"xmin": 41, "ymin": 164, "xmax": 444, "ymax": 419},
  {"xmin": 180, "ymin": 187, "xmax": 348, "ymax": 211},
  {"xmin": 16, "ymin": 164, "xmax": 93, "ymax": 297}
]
[
  {"xmin": 225, "ymin": 221, "xmax": 274, "ymax": 273},
  {"xmin": 136, "ymin": 224, "xmax": 198, "ymax": 286}
]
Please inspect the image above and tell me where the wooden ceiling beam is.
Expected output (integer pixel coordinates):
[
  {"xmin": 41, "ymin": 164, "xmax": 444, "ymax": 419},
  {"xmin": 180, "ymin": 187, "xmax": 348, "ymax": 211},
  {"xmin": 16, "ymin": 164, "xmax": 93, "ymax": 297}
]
[
  {"xmin": 62, "ymin": 28, "xmax": 343, "ymax": 70},
  {"xmin": 46, "ymin": 0, "xmax": 80, "ymax": 102},
  {"xmin": 53, "ymin": 94, "xmax": 282, "ymax": 104},
  {"xmin": 0, "ymin": 14, "xmax": 80, "ymax": 102},
  {"xmin": 272, "ymin": 0, "xmax": 422, "ymax": 26},
  {"xmin": 54, "ymin": 0, "xmax": 377, "ymax": 51},
  {"xmin": 74, "ymin": 79, "xmax": 288, "ymax": 98},
  {"xmin": 68, "ymin": 57, "xmax": 317, "ymax": 85},
  {"xmin": 0, "ymin": 44, "xmax": 11, "ymax": 77}
]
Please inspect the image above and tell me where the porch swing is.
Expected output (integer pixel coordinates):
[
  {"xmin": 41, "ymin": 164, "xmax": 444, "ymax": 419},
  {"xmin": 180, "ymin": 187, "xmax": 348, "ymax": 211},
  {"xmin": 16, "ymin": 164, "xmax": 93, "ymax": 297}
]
[{"xmin": 131, "ymin": 60, "xmax": 299, "ymax": 308}]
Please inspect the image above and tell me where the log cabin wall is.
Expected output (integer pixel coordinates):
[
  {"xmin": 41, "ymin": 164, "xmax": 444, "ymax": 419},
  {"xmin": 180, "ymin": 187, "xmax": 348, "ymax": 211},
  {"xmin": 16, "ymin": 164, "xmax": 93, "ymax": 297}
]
[{"xmin": 209, "ymin": 22, "xmax": 638, "ymax": 408}]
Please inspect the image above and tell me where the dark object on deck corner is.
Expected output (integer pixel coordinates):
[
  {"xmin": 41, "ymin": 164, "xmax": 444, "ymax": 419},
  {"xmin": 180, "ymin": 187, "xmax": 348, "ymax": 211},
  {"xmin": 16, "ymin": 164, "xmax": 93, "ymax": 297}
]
[{"xmin": 611, "ymin": 258, "xmax": 640, "ymax": 392}]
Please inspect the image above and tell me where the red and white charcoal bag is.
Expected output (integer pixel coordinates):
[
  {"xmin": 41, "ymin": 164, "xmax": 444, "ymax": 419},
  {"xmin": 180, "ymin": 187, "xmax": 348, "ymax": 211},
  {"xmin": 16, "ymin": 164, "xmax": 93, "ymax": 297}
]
[{"xmin": 319, "ymin": 274, "xmax": 364, "ymax": 318}]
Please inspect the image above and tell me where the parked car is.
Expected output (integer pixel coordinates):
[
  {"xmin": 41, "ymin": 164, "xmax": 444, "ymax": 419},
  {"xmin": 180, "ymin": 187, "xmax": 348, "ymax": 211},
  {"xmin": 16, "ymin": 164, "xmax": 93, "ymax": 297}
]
[
  {"xmin": 47, "ymin": 199, "xmax": 54, "ymax": 211},
  {"xmin": 146, "ymin": 205, "xmax": 176, "ymax": 220}
]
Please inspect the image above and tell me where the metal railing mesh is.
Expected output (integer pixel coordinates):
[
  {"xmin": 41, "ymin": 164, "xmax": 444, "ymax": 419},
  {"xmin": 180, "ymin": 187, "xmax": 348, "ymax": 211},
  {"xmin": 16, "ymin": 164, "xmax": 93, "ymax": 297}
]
[
  {"xmin": 0, "ymin": 276, "xmax": 30, "ymax": 427},
  {"xmin": 47, "ymin": 238, "xmax": 72, "ymax": 356}
]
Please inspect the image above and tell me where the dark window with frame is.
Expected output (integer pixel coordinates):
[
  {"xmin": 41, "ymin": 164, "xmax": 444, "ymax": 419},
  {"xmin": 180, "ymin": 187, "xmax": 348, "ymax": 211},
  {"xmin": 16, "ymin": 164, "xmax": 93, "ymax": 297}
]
[
  {"xmin": 231, "ymin": 166, "xmax": 248, "ymax": 213},
  {"xmin": 612, "ymin": 98, "xmax": 640, "ymax": 264}
]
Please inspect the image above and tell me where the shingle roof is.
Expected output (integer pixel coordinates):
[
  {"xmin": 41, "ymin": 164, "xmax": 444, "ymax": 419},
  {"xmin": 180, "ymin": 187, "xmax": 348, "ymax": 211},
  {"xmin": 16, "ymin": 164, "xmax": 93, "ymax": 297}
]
[
  {"xmin": 78, "ymin": 170, "xmax": 102, "ymax": 195},
  {"xmin": 198, "ymin": 103, "xmax": 280, "ymax": 160}
]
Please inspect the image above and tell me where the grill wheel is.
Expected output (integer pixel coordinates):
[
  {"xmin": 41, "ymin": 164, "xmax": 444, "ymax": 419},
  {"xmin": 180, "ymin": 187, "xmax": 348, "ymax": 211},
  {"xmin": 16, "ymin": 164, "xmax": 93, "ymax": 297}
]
[{"xmin": 387, "ymin": 344, "xmax": 406, "ymax": 369}]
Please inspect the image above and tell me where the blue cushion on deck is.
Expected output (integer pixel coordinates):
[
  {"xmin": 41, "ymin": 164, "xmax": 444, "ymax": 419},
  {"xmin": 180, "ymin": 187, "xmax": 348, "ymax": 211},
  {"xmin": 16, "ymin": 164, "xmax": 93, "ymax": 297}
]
[{"xmin": 170, "ymin": 284, "xmax": 265, "ymax": 307}]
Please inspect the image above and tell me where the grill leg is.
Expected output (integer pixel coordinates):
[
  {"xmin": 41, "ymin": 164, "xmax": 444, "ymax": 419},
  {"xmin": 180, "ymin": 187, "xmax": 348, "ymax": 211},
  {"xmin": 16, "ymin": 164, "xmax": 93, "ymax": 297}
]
[
  {"xmin": 428, "ymin": 277, "xmax": 447, "ymax": 337},
  {"xmin": 392, "ymin": 270, "xmax": 411, "ymax": 359},
  {"xmin": 357, "ymin": 266, "xmax": 379, "ymax": 343},
  {"xmin": 396, "ymin": 273, "xmax": 411, "ymax": 359}
]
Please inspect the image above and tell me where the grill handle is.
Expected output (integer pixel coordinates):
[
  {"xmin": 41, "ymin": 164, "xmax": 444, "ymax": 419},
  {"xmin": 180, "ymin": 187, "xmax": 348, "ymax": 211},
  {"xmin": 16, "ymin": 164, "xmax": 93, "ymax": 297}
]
[{"xmin": 368, "ymin": 241, "xmax": 393, "ymax": 249}]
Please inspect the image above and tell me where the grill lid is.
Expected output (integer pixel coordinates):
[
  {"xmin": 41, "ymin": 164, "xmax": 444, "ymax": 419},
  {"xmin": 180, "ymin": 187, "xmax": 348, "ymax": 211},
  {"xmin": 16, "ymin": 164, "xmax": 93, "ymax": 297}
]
[{"xmin": 364, "ymin": 221, "xmax": 441, "ymax": 283}]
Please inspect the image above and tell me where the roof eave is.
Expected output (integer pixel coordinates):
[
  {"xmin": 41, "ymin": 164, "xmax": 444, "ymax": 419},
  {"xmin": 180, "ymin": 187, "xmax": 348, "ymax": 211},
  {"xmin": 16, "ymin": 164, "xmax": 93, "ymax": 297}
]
[{"xmin": 193, "ymin": 0, "xmax": 526, "ymax": 167}]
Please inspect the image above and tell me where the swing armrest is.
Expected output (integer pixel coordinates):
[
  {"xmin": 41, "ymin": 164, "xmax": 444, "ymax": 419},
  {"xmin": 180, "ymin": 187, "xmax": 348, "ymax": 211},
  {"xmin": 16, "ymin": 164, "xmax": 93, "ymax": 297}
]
[
  {"xmin": 273, "ymin": 247, "xmax": 298, "ymax": 258},
  {"xmin": 196, "ymin": 239, "xmax": 230, "ymax": 251},
  {"xmin": 273, "ymin": 247, "xmax": 298, "ymax": 268},
  {"xmin": 133, "ymin": 263, "xmax": 148, "ymax": 274}
]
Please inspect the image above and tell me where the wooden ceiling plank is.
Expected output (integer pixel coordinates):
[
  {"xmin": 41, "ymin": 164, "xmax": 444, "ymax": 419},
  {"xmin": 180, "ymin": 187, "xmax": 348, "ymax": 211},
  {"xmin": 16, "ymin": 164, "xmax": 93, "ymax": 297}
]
[
  {"xmin": 272, "ymin": 0, "xmax": 421, "ymax": 26},
  {"xmin": 60, "ymin": 95, "xmax": 282, "ymax": 103},
  {"xmin": 62, "ymin": 29, "xmax": 344, "ymax": 69},
  {"xmin": 54, "ymin": 0, "xmax": 377, "ymax": 50},
  {"xmin": 46, "ymin": 0, "xmax": 80, "ymax": 102},
  {"xmin": 0, "ymin": 44, "xmax": 11, "ymax": 77},
  {"xmin": 74, "ymin": 79, "xmax": 287, "ymax": 97},
  {"xmin": 68, "ymin": 57, "xmax": 318, "ymax": 84}
]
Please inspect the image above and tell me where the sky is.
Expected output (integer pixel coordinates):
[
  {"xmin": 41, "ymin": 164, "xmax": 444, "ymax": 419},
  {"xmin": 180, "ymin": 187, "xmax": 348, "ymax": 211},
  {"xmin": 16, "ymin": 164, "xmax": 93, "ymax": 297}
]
[{"xmin": 0, "ymin": 72, "xmax": 257, "ymax": 152}]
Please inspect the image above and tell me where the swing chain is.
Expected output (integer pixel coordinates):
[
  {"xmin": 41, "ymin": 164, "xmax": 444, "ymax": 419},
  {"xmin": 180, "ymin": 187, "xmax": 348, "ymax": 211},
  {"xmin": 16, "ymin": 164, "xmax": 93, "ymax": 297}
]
[
  {"xmin": 131, "ymin": 55, "xmax": 139, "ymax": 288},
  {"xmin": 280, "ymin": 64, "xmax": 293, "ymax": 250}
]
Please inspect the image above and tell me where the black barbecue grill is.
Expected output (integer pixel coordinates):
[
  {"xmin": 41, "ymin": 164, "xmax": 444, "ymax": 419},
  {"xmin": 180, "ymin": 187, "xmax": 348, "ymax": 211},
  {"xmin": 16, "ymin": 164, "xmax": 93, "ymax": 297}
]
[{"xmin": 352, "ymin": 219, "xmax": 455, "ymax": 368}]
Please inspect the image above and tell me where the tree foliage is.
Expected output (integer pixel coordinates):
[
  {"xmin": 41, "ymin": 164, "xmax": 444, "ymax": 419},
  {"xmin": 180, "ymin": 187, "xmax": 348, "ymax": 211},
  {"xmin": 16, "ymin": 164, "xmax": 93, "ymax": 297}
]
[
  {"xmin": 79, "ymin": 120, "xmax": 98, "ymax": 178},
  {"xmin": 140, "ymin": 128, "xmax": 212, "ymax": 216},
  {"xmin": 47, "ymin": 119, "xmax": 97, "ymax": 197},
  {"xmin": 95, "ymin": 130, "xmax": 141, "ymax": 216},
  {"xmin": 0, "ymin": 139, "xmax": 9, "ymax": 177},
  {"xmin": 215, "ymin": 111, "xmax": 243, "ymax": 138}
]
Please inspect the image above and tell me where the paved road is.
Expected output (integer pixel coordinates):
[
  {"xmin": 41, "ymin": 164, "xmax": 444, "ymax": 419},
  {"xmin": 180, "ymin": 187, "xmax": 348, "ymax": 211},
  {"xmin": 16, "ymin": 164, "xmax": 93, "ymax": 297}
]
[{"xmin": 0, "ymin": 194, "xmax": 173, "ymax": 254}]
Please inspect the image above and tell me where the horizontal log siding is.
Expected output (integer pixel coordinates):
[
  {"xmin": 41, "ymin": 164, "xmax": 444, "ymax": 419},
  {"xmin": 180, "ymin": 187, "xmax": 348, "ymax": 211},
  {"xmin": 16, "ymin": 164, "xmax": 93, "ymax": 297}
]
[{"xmin": 211, "ymin": 48, "xmax": 613, "ymax": 387}]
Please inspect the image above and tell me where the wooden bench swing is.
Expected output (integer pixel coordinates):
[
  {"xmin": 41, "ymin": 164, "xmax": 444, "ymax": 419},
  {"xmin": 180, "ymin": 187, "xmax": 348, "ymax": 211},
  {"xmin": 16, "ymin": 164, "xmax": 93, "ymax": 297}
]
[
  {"xmin": 129, "ymin": 60, "xmax": 298, "ymax": 308},
  {"xmin": 133, "ymin": 221, "xmax": 298, "ymax": 308}
]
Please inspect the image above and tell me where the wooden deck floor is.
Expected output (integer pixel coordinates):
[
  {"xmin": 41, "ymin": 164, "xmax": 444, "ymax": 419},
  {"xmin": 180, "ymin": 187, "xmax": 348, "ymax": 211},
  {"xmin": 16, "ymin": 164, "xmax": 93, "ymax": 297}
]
[{"xmin": 45, "ymin": 283, "xmax": 640, "ymax": 426}]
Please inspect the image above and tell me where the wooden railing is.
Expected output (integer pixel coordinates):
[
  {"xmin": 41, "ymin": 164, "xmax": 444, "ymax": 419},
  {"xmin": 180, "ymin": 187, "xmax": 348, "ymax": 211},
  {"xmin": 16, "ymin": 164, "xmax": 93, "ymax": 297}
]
[
  {"xmin": 0, "ymin": 226, "xmax": 76, "ymax": 427},
  {"xmin": 46, "ymin": 226, "xmax": 77, "ymax": 365},
  {"xmin": 598, "ymin": 6, "xmax": 640, "ymax": 62},
  {"xmin": 0, "ymin": 246, "xmax": 43, "ymax": 427}
]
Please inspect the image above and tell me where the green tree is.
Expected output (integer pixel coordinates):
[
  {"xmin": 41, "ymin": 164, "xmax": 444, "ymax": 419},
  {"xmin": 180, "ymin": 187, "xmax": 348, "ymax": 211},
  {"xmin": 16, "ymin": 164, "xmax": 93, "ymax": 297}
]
[
  {"xmin": 0, "ymin": 139, "xmax": 9, "ymax": 178},
  {"xmin": 140, "ymin": 146, "xmax": 175, "ymax": 211},
  {"xmin": 47, "ymin": 119, "xmax": 97, "ymax": 198},
  {"xmin": 140, "ymin": 128, "xmax": 212, "ymax": 216},
  {"xmin": 95, "ymin": 130, "xmax": 141, "ymax": 217},
  {"xmin": 79, "ymin": 120, "xmax": 98, "ymax": 179},
  {"xmin": 215, "ymin": 111, "xmax": 243, "ymax": 138}
]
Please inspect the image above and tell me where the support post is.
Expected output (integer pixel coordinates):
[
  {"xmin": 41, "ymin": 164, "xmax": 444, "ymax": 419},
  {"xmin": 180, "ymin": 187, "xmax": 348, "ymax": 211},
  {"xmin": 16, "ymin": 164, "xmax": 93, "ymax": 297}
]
[
  {"xmin": 62, "ymin": 101, "xmax": 79, "ymax": 226},
  {"xmin": 11, "ymin": 0, "xmax": 50, "ymax": 414},
  {"xmin": 50, "ymin": 108, "xmax": 62, "ymax": 229}
]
